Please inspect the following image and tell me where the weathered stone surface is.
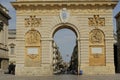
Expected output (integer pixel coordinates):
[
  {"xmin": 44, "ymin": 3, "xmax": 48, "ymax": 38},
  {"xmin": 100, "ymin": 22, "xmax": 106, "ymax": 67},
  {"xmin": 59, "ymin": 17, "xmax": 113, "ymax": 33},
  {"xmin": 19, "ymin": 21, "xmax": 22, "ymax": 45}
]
[
  {"xmin": 12, "ymin": 0, "xmax": 118, "ymax": 76},
  {"xmin": 0, "ymin": 4, "xmax": 10, "ymax": 70}
]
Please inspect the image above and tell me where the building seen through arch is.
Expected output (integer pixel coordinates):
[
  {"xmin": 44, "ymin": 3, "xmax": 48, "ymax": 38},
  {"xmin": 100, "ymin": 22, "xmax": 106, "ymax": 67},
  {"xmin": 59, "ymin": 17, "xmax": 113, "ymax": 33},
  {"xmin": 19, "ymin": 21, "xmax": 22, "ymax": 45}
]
[
  {"xmin": 52, "ymin": 42, "xmax": 63, "ymax": 74},
  {"xmin": 53, "ymin": 28, "xmax": 77, "ymax": 74},
  {"xmin": 69, "ymin": 41, "xmax": 78, "ymax": 74}
]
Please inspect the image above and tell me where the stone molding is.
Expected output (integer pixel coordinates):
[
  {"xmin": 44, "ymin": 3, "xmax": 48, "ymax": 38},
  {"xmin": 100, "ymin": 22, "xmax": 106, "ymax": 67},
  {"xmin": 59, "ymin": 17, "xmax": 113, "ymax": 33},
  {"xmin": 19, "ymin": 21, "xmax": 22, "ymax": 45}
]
[{"xmin": 12, "ymin": 1, "xmax": 118, "ymax": 10}]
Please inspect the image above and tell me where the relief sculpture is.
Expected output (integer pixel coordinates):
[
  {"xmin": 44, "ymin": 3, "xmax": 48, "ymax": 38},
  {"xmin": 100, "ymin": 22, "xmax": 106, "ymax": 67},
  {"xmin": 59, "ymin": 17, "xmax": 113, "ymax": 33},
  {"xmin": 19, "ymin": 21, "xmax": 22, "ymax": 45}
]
[
  {"xmin": 89, "ymin": 29, "xmax": 105, "ymax": 66},
  {"xmin": 25, "ymin": 29, "xmax": 41, "ymax": 61},
  {"xmin": 88, "ymin": 15, "xmax": 105, "ymax": 28},
  {"xmin": 25, "ymin": 15, "xmax": 41, "ymax": 27},
  {"xmin": 90, "ymin": 29, "xmax": 104, "ymax": 44},
  {"xmin": 25, "ymin": 29, "xmax": 40, "ymax": 45}
]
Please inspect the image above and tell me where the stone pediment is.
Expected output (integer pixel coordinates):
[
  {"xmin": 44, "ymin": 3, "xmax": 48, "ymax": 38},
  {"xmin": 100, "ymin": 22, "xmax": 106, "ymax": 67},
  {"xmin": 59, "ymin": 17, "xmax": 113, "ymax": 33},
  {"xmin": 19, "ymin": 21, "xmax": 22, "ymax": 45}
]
[{"xmin": 12, "ymin": 1, "xmax": 118, "ymax": 10}]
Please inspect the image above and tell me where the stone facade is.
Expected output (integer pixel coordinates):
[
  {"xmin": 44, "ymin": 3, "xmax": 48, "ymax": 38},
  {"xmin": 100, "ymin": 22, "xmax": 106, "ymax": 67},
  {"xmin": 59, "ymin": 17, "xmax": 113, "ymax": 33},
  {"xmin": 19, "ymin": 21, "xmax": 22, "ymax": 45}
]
[
  {"xmin": 0, "ymin": 4, "xmax": 10, "ymax": 71},
  {"xmin": 12, "ymin": 0, "xmax": 118, "ymax": 76},
  {"xmin": 8, "ymin": 29, "xmax": 16, "ymax": 64}
]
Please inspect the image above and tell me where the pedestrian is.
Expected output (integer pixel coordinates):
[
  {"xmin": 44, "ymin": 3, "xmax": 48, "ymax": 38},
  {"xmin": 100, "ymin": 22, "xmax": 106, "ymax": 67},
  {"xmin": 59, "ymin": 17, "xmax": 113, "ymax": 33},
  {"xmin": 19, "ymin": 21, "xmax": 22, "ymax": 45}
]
[
  {"xmin": 8, "ymin": 63, "xmax": 15, "ymax": 74},
  {"xmin": 12, "ymin": 64, "xmax": 16, "ymax": 75}
]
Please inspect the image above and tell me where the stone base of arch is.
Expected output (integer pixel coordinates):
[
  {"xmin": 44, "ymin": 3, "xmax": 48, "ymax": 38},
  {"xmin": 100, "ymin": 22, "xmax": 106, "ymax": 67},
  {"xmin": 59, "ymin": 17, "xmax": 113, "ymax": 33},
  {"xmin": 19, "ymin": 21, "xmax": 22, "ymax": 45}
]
[
  {"xmin": 15, "ymin": 64, "xmax": 53, "ymax": 76},
  {"xmin": 79, "ymin": 64, "xmax": 115, "ymax": 75},
  {"xmin": 15, "ymin": 64, "xmax": 115, "ymax": 76}
]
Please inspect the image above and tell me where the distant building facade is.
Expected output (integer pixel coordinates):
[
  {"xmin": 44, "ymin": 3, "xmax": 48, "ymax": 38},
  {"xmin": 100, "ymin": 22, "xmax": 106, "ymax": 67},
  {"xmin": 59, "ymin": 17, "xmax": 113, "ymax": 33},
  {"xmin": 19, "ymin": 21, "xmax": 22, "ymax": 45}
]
[
  {"xmin": 0, "ymin": 4, "xmax": 10, "ymax": 71},
  {"xmin": 8, "ymin": 29, "xmax": 16, "ymax": 64},
  {"xmin": 69, "ymin": 42, "xmax": 78, "ymax": 73},
  {"xmin": 52, "ymin": 42, "xmax": 63, "ymax": 74}
]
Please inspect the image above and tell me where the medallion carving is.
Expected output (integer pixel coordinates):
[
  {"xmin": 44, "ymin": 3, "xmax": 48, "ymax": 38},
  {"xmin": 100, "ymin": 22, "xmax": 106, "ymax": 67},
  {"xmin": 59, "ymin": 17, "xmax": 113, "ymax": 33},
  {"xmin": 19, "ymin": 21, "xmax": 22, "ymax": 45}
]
[
  {"xmin": 60, "ymin": 8, "xmax": 70, "ymax": 23},
  {"xmin": 25, "ymin": 29, "xmax": 40, "ymax": 46},
  {"xmin": 88, "ymin": 15, "xmax": 105, "ymax": 28},
  {"xmin": 89, "ymin": 29, "xmax": 104, "ymax": 44},
  {"xmin": 25, "ymin": 15, "xmax": 41, "ymax": 27}
]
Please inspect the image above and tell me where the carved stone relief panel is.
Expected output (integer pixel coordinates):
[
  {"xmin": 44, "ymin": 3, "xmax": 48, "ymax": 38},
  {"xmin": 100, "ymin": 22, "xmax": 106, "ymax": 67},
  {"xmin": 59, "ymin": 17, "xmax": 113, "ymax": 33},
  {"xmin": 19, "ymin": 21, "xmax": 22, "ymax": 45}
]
[
  {"xmin": 25, "ymin": 15, "xmax": 41, "ymax": 27},
  {"xmin": 25, "ymin": 29, "xmax": 41, "ymax": 46},
  {"xmin": 25, "ymin": 29, "xmax": 41, "ymax": 67},
  {"xmin": 88, "ymin": 15, "xmax": 105, "ymax": 28},
  {"xmin": 89, "ymin": 29, "xmax": 105, "ymax": 66},
  {"xmin": 89, "ymin": 29, "xmax": 104, "ymax": 45}
]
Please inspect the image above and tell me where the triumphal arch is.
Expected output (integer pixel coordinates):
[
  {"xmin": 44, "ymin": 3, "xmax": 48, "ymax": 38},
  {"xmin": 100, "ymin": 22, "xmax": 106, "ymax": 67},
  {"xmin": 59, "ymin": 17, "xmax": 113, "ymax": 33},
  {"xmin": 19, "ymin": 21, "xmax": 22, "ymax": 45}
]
[{"xmin": 12, "ymin": 0, "xmax": 118, "ymax": 76}]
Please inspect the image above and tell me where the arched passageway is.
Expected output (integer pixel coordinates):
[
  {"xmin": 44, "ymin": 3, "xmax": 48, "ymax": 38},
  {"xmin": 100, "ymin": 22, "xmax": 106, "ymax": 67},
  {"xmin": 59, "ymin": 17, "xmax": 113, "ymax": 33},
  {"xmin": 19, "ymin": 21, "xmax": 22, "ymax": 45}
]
[{"xmin": 51, "ymin": 24, "xmax": 80, "ymax": 75}]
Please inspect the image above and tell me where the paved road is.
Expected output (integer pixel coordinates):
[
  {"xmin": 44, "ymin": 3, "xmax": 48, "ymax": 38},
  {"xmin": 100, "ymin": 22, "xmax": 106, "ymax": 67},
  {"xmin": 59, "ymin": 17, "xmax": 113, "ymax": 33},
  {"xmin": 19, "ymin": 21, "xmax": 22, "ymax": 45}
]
[{"xmin": 0, "ymin": 73, "xmax": 120, "ymax": 80}]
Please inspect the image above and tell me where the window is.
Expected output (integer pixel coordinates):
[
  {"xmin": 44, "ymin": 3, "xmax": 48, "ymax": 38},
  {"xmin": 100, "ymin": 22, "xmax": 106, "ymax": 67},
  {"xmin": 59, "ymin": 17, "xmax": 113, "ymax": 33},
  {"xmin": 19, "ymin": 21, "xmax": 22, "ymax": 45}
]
[
  {"xmin": 9, "ymin": 43, "xmax": 15, "ymax": 55},
  {"xmin": 10, "ymin": 46, "xmax": 14, "ymax": 55}
]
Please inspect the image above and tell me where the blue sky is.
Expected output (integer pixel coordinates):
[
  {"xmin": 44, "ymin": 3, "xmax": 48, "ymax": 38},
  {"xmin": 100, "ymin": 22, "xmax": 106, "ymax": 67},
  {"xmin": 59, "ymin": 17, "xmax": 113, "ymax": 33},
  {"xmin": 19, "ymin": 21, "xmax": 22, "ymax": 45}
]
[
  {"xmin": 113, "ymin": 1, "xmax": 120, "ymax": 16},
  {"xmin": 54, "ymin": 29, "xmax": 76, "ymax": 62},
  {"xmin": 0, "ymin": 0, "xmax": 120, "ymax": 62},
  {"xmin": 113, "ymin": 1, "xmax": 120, "ymax": 32}
]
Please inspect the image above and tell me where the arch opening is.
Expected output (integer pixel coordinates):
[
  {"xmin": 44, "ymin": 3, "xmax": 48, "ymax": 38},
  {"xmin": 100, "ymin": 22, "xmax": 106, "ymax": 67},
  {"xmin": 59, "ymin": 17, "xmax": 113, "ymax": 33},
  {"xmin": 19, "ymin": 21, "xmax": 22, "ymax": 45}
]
[
  {"xmin": 52, "ymin": 25, "xmax": 78, "ymax": 38},
  {"xmin": 52, "ymin": 25, "xmax": 79, "ymax": 75}
]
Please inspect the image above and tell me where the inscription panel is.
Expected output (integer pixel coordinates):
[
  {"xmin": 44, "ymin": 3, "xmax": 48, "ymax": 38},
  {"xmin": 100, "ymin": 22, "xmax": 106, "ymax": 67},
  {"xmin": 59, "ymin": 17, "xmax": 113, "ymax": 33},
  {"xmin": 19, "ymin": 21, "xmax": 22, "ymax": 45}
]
[
  {"xmin": 91, "ymin": 47, "xmax": 102, "ymax": 54},
  {"xmin": 27, "ymin": 48, "xmax": 38, "ymax": 54}
]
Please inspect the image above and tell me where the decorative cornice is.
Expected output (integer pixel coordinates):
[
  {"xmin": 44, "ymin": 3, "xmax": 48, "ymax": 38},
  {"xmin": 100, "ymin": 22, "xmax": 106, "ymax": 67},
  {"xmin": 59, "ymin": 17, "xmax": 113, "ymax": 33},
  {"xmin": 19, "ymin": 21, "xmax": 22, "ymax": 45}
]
[
  {"xmin": 0, "ymin": 5, "xmax": 11, "ymax": 20},
  {"xmin": 12, "ymin": 1, "xmax": 118, "ymax": 10}
]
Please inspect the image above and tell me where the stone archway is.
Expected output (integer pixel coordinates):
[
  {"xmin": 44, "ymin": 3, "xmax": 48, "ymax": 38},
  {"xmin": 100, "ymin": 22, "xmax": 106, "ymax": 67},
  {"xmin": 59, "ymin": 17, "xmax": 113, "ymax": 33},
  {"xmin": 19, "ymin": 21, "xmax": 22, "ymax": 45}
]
[
  {"xmin": 12, "ymin": 0, "xmax": 117, "ymax": 76},
  {"xmin": 51, "ymin": 23, "xmax": 80, "ymax": 38}
]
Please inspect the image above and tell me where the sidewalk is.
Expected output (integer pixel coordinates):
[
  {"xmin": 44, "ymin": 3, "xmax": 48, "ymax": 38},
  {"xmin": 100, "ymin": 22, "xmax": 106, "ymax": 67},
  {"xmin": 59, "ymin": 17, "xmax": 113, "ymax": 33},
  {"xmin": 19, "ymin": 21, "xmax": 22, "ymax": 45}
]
[{"xmin": 0, "ymin": 73, "xmax": 120, "ymax": 80}]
